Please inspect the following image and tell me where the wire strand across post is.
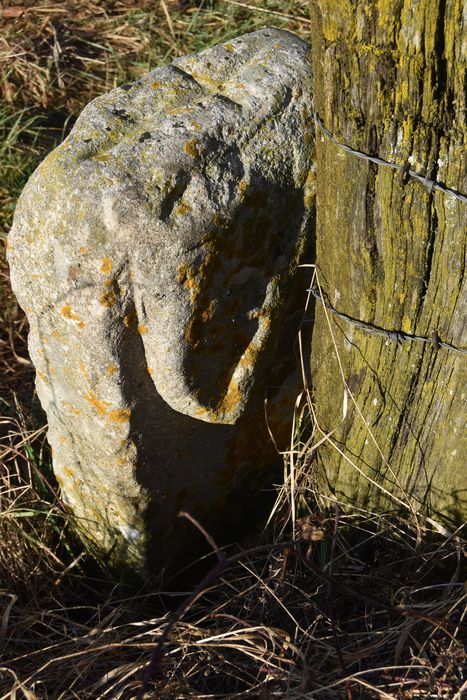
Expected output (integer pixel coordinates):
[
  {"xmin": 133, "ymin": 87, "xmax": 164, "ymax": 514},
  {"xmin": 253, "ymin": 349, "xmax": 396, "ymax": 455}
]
[{"xmin": 311, "ymin": 100, "xmax": 467, "ymax": 203}]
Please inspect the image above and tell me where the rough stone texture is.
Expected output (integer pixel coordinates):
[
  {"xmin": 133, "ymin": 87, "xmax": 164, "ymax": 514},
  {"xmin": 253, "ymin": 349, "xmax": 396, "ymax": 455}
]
[{"xmin": 8, "ymin": 28, "xmax": 315, "ymax": 573}]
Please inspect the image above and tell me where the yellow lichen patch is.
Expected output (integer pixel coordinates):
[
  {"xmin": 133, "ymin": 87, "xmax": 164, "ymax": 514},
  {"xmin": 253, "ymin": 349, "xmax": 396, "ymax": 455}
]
[
  {"xmin": 137, "ymin": 324, "xmax": 148, "ymax": 335},
  {"xmin": 191, "ymin": 120, "xmax": 201, "ymax": 131},
  {"xmin": 101, "ymin": 257, "xmax": 112, "ymax": 274},
  {"xmin": 152, "ymin": 80, "xmax": 162, "ymax": 88},
  {"xmin": 239, "ymin": 178, "xmax": 248, "ymax": 194},
  {"xmin": 70, "ymin": 406, "xmax": 82, "ymax": 415},
  {"xmin": 79, "ymin": 246, "xmax": 88, "ymax": 254},
  {"xmin": 223, "ymin": 43, "xmax": 235, "ymax": 52},
  {"xmin": 92, "ymin": 153, "xmax": 110, "ymax": 163},
  {"xmin": 108, "ymin": 408, "xmax": 131, "ymax": 423},
  {"xmin": 183, "ymin": 138, "xmax": 200, "ymax": 158},
  {"xmin": 56, "ymin": 474, "xmax": 64, "ymax": 487},
  {"xmin": 61, "ymin": 304, "xmax": 85, "ymax": 329},
  {"xmin": 189, "ymin": 70, "xmax": 221, "ymax": 89},
  {"xmin": 402, "ymin": 316, "xmax": 412, "ymax": 334},
  {"xmin": 59, "ymin": 435, "xmax": 67, "ymax": 445},
  {"xmin": 36, "ymin": 369, "xmax": 50, "ymax": 385},
  {"xmin": 147, "ymin": 366, "xmax": 154, "ymax": 375},
  {"xmin": 106, "ymin": 364, "xmax": 118, "ymax": 377},
  {"xmin": 63, "ymin": 466, "xmax": 76, "ymax": 478},
  {"xmin": 100, "ymin": 284, "xmax": 117, "ymax": 308},
  {"xmin": 84, "ymin": 391, "xmax": 110, "ymax": 416},
  {"xmin": 175, "ymin": 202, "xmax": 192, "ymax": 216}
]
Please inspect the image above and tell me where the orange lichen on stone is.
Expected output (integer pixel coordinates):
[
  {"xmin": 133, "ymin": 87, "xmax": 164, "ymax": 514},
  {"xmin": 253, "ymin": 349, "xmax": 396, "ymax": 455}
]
[
  {"xmin": 152, "ymin": 80, "xmax": 162, "ymax": 88},
  {"xmin": 61, "ymin": 304, "xmax": 85, "ymax": 329},
  {"xmin": 177, "ymin": 261, "xmax": 199, "ymax": 299},
  {"xmin": 147, "ymin": 367, "xmax": 154, "ymax": 375},
  {"xmin": 177, "ymin": 261, "xmax": 189, "ymax": 284},
  {"xmin": 239, "ymin": 341, "xmax": 259, "ymax": 367},
  {"xmin": 185, "ymin": 277, "xmax": 197, "ymax": 292},
  {"xmin": 101, "ymin": 257, "xmax": 112, "ymax": 274},
  {"xmin": 201, "ymin": 301, "xmax": 214, "ymax": 323},
  {"xmin": 84, "ymin": 390, "xmax": 130, "ymax": 424},
  {"xmin": 79, "ymin": 246, "xmax": 88, "ymax": 254},
  {"xmin": 84, "ymin": 391, "xmax": 110, "ymax": 416},
  {"xmin": 63, "ymin": 466, "xmax": 76, "ymax": 478},
  {"xmin": 137, "ymin": 324, "xmax": 148, "ymax": 335},
  {"xmin": 215, "ymin": 379, "xmax": 242, "ymax": 420},
  {"xmin": 106, "ymin": 364, "xmax": 118, "ymax": 376},
  {"xmin": 108, "ymin": 408, "xmax": 131, "ymax": 423},
  {"xmin": 183, "ymin": 138, "xmax": 200, "ymax": 158}
]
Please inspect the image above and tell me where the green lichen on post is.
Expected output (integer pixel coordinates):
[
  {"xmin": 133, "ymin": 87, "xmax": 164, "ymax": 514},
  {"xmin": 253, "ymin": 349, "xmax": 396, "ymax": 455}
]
[{"xmin": 309, "ymin": 0, "xmax": 466, "ymax": 522}]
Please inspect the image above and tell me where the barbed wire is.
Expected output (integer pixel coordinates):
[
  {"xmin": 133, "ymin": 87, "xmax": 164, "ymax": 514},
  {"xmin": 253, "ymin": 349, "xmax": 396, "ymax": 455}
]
[
  {"xmin": 308, "ymin": 284, "xmax": 467, "ymax": 355},
  {"xmin": 312, "ymin": 101, "xmax": 467, "ymax": 203},
  {"xmin": 309, "ymin": 103, "xmax": 466, "ymax": 354}
]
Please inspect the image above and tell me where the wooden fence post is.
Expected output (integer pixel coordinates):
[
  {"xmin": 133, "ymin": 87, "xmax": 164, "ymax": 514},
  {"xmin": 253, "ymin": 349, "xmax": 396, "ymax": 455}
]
[{"xmin": 308, "ymin": 0, "xmax": 466, "ymax": 521}]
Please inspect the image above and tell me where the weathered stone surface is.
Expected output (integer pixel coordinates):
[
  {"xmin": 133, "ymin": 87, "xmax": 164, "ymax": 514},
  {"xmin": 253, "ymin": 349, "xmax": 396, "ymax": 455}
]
[{"xmin": 8, "ymin": 28, "xmax": 315, "ymax": 573}]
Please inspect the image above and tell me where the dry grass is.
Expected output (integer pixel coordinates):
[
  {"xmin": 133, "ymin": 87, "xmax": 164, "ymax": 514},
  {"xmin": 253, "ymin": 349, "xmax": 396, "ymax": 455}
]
[
  {"xmin": 0, "ymin": 0, "xmax": 310, "ymax": 115},
  {"xmin": 0, "ymin": 2, "xmax": 465, "ymax": 698}
]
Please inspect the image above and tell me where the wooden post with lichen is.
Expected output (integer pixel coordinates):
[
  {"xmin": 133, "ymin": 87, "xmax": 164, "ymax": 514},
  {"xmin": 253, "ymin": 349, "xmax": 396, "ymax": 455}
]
[{"xmin": 308, "ymin": 0, "xmax": 466, "ymax": 522}]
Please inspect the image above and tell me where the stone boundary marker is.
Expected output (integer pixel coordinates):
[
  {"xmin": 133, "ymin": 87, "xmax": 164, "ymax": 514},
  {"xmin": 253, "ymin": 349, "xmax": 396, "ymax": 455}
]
[{"xmin": 8, "ymin": 28, "xmax": 315, "ymax": 574}]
